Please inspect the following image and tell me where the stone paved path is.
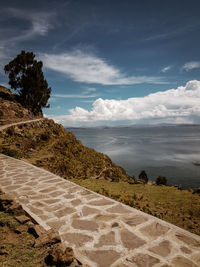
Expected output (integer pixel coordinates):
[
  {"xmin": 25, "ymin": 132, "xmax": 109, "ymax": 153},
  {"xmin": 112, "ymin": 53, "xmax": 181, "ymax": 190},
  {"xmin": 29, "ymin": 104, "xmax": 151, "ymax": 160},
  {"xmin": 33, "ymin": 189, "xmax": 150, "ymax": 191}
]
[
  {"xmin": 0, "ymin": 154, "xmax": 200, "ymax": 266},
  {"xmin": 0, "ymin": 118, "xmax": 44, "ymax": 130}
]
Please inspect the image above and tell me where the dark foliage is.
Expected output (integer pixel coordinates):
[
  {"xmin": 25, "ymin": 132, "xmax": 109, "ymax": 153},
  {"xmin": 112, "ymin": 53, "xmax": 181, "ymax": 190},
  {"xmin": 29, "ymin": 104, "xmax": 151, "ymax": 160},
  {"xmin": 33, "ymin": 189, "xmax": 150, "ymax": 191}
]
[
  {"xmin": 2, "ymin": 148, "xmax": 19, "ymax": 159},
  {"xmin": 139, "ymin": 170, "xmax": 148, "ymax": 183},
  {"xmin": 156, "ymin": 176, "xmax": 168, "ymax": 185},
  {"xmin": 4, "ymin": 50, "xmax": 51, "ymax": 115}
]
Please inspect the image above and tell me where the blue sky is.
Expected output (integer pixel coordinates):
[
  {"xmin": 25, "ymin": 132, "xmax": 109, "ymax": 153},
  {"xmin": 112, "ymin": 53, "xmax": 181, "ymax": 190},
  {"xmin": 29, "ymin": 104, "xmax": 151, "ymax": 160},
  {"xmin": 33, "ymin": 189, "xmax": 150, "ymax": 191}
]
[{"xmin": 0, "ymin": 0, "xmax": 200, "ymax": 126}]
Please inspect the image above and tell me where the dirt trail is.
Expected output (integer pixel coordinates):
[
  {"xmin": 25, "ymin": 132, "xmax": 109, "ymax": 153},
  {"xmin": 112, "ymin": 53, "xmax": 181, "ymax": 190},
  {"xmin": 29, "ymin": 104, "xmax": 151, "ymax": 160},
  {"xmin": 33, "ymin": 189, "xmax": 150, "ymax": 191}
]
[{"xmin": 0, "ymin": 118, "xmax": 44, "ymax": 131}]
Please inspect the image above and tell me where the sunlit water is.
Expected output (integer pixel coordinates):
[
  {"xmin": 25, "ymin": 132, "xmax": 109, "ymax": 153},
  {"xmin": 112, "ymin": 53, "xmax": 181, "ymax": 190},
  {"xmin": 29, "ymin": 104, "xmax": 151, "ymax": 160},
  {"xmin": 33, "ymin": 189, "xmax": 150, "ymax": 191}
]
[{"xmin": 67, "ymin": 125, "xmax": 200, "ymax": 189}]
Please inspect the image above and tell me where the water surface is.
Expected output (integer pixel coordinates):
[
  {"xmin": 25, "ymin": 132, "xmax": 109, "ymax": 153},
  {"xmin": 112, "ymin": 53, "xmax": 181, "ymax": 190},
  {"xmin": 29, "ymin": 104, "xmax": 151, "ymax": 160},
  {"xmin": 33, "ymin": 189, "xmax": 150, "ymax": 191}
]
[{"xmin": 67, "ymin": 125, "xmax": 200, "ymax": 189}]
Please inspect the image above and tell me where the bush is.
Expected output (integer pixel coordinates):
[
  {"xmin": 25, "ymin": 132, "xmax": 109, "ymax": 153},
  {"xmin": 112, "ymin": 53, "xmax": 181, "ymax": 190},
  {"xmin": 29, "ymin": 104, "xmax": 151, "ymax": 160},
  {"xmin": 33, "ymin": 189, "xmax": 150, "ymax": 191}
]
[
  {"xmin": 6, "ymin": 127, "xmax": 15, "ymax": 136},
  {"xmin": 40, "ymin": 133, "xmax": 50, "ymax": 141},
  {"xmin": 2, "ymin": 148, "xmax": 20, "ymax": 159},
  {"xmin": 156, "ymin": 176, "xmax": 168, "ymax": 185},
  {"xmin": 138, "ymin": 170, "xmax": 148, "ymax": 183}
]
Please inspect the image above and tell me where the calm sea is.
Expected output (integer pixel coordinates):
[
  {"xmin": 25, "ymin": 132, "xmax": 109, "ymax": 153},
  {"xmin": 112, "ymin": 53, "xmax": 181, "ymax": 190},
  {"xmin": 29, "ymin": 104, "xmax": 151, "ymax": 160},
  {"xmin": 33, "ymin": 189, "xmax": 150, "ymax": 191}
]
[{"xmin": 67, "ymin": 125, "xmax": 200, "ymax": 189}]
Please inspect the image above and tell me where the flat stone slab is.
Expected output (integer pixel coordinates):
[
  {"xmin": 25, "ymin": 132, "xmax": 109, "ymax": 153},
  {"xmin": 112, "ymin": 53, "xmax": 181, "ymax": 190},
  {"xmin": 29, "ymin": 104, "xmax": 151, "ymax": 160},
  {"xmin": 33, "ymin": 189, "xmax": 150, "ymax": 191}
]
[{"xmin": 0, "ymin": 153, "xmax": 200, "ymax": 267}]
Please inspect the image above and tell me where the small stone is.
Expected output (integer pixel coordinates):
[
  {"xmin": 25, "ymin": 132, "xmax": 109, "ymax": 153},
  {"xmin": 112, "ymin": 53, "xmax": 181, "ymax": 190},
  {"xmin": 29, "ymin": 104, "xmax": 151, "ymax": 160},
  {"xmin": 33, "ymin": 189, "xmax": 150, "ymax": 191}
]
[
  {"xmin": 175, "ymin": 233, "xmax": 200, "ymax": 247},
  {"xmin": 171, "ymin": 256, "xmax": 198, "ymax": 267},
  {"xmin": 62, "ymin": 233, "xmax": 93, "ymax": 247},
  {"xmin": 83, "ymin": 250, "xmax": 120, "ymax": 267},
  {"xmin": 80, "ymin": 190, "xmax": 92, "ymax": 195},
  {"xmin": 95, "ymin": 214, "xmax": 117, "ymax": 221},
  {"xmin": 54, "ymin": 207, "xmax": 76, "ymax": 218},
  {"xmin": 70, "ymin": 199, "xmax": 82, "ymax": 206},
  {"xmin": 50, "ymin": 191, "xmax": 65, "ymax": 197},
  {"xmin": 4, "ymin": 185, "xmax": 22, "ymax": 190},
  {"xmin": 72, "ymin": 219, "xmax": 99, "ymax": 231},
  {"xmin": 112, "ymin": 222, "xmax": 119, "ymax": 228},
  {"xmin": 82, "ymin": 206, "xmax": 100, "ymax": 216},
  {"xmin": 46, "ymin": 220, "xmax": 66, "ymax": 231},
  {"xmin": 39, "ymin": 187, "xmax": 57, "ymax": 193},
  {"xmin": 0, "ymin": 193, "xmax": 13, "ymax": 209},
  {"xmin": 127, "ymin": 253, "xmax": 160, "ymax": 267},
  {"xmin": 149, "ymin": 240, "xmax": 172, "ymax": 257},
  {"xmin": 45, "ymin": 243, "xmax": 74, "ymax": 265},
  {"xmin": 15, "ymin": 225, "xmax": 27, "ymax": 234},
  {"xmin": 26, "ymin": 221, "xmax": 34, "ymax": 227},
  {"xmin": 43, "ymin": 198, "xmax": 60, "ymax": 204},
  {"xmin": 28, "ymin": 224, "xmax": 46, "ymax": 238},
  {"xmin": 123, "ymin": 215, "xmax": 148, "ymax": 227},
  {"xmin": 140, "ymin": 222, "xmax": 169, "ymax": 240},
  {"xmin": 15, "ymin": 215, "xmax": 30, "ymax": 224},
  {"xmin": 88, "ymin": 199, "xmax": 113, "ymax": 206},
  {"xmin": 63, "ymin": 194, "xmax": 74, "ymax": 199},
  {"xmin": 27, "ymin": 205, "xmax": 44, "ymax": 215},
  {"xmin": 106, "ymin": 204, "xmax": 131, "ymax": 214},
  {"xmin": 95, "ymin": 231, "xmax": 116, "ymax": 247},
  {"xmin": 121, "ymin": 229, "xmax": 146, "ymax": 249},
  {"xmin": 9, "ymin": 202, "xmax": 24, "ymax": 215},
  {"xmin": 113, "ymin": 263, "xmax": 129, "ymax": 267},
  {"xmin": 34, "ymin": 228, "xmax": 61, "ymax": 247},
  {"xmin": 180, "ymin": 246, "xmax": 192, "ymax": 254}
]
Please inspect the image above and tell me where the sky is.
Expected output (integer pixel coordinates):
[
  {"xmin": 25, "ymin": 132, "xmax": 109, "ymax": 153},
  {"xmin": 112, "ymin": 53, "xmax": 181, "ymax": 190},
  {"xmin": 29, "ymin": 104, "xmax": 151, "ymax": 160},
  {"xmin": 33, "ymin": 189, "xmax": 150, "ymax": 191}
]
[{"xmin": 0, "ymin": 0, "xmax": 200, "ymax": 126}]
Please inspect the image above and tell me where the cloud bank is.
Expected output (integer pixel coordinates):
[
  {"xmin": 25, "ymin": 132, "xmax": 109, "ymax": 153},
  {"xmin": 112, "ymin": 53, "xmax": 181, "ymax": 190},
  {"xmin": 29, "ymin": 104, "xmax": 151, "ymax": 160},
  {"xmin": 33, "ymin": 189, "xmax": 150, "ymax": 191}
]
[
  {"xmin": 47, "ymin": 80, "xmax": 200, "ymax": 126},
  {"xmin": 39, "ymin": 50, "xmax": 165, "ymax": 85}
]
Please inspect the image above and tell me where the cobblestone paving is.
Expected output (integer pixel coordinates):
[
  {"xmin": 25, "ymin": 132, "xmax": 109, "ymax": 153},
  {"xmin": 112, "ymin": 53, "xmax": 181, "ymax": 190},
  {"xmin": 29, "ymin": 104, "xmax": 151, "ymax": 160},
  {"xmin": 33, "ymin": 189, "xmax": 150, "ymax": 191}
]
[{"xmin": 0, "ymin": 154, "xmax": 200, "ymax": 267}]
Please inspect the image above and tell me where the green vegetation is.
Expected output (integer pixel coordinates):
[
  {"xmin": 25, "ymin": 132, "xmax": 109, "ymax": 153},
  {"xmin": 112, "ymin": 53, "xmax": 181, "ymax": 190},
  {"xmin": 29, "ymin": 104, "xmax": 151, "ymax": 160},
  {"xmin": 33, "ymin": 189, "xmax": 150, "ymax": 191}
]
[
  {"xmin": 138, "ymin": 170, "xmax": 148, "ymax": 183},
  {"xmin": 4, "ymin": 51, "xmax": 51, "ymax": 115},
  {"xmin": 2, "ymin": 147, "xmax": 19, "ymax": 159},
  {"xmin": 156, "ymin": 175, "xmax": 168, "ymax": 185},
  {"xmin": 0, "ymin": 211, "xmax": 49, "ymax": 266}
]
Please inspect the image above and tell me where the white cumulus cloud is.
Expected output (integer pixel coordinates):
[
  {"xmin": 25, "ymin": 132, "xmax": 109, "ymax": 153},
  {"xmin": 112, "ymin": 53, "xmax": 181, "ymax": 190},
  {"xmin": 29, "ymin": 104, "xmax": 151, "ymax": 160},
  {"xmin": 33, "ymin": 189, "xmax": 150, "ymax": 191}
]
[
  {"xmin": 47, "ymin": 80, "xmax": 200, "ymax": 126},
  {"xmin": 39, "ymin": 50, "xmax": 165, "ymax": 85},
  {"xmin": 182, "ymin": 61, "xmax": 200, "ymax": 71}
]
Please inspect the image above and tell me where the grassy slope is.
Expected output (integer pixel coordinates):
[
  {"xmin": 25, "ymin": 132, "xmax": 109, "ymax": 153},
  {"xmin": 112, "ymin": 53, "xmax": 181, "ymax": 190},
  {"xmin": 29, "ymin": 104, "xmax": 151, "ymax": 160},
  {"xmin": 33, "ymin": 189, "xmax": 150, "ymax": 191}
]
[
  {"xmin": 0, "ymin": 119, "xmax": 200, "ymax": 236},
  {"xmin": 0, "ymin": 211, "xmax": 49, "ymax": 267},
  {"xmin": 0, "ymin": 119, "xmax": 131, "ymax": 182}
]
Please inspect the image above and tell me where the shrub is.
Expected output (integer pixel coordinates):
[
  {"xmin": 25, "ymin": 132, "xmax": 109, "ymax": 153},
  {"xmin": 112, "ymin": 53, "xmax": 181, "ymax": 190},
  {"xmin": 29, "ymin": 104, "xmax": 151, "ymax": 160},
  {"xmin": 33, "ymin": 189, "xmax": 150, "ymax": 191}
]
[
  {"xmin": 156, "ymin": 176, "xmax": 168, "ymax": 185},
  {"xmin": 40, "ymin": 133, "xmax": 50, "ymax": 141},
  {"xmin": 139, "ymin": 170, "xmax": 148, "ymax": 183},
  {"xmin": 2, "ymin": 148, "xmax": 20, "ymax": 159},
  {"xmin": 6, "ymin": 127, "xmax": 15, "ymax": 136}
]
